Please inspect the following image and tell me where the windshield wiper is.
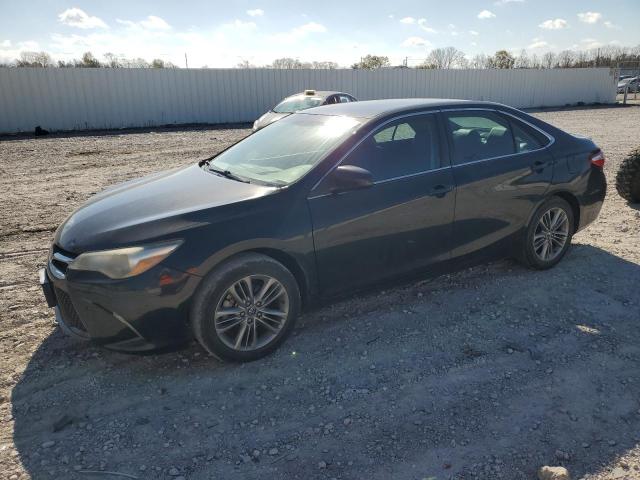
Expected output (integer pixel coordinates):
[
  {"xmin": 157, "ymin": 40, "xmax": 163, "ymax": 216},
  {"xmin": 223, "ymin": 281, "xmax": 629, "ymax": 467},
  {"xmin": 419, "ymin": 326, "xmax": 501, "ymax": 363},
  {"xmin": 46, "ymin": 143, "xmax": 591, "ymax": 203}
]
[{"xmin": 205, "ymin": 164, "xmax": 250, "ymax": 183}]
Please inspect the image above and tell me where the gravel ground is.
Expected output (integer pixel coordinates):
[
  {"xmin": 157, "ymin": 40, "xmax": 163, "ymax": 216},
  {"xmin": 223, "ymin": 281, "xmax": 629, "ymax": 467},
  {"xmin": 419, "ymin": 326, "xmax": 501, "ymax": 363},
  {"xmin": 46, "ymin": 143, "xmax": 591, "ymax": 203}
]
[{"xmin": 1, "ymin": 105, "xmax": 639, "ymax": 480}]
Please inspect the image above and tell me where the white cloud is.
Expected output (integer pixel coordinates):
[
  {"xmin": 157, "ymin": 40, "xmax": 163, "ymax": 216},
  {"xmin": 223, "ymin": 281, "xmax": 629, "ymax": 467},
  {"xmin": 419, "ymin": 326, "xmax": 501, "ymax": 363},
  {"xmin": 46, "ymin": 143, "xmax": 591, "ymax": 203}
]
[
  {"xmin": 469, "ymin": 30, "xmax": 479, "ymax": 36},
  {"xmin": 528, "ymin": 38, "xmax": 549, "ymax": 49},
  {"xmin": 388, "ymin": 14, "xmax": 394, "ymax": 19},
  {"xmin": 0, "ymin": 40, "xmax": 41, "ymax": 63},
  {"xmin": 117, "ymin": 15, "xmax": 171, "ymax": 30},
  {"xmin": 141, "ymin": 16, "xmax": 171, "ymax": 30},
  {"xmin": 270, "ymin": 22, "xmax": 326, "ymax": 44},
  {"xmin": 417, "ymin": 18, "xmax": 436, "ymax": 33},
  {"xmin": 58, "ymin": 8, "xmax": 108, "ymax": 29},
  {"xmin": 578, "ymin": 12, "xmax": 602, "ymax": 24},
  {"xmin": 581, "ymin": 38, "xmax": 602, "ymax": 49},
  {"xmin": 246, "ymin": 9, "xmax": 264, "ymax": 17},
  {"xmin": 402, "ymin": 36, "xmax": 431, "ymax": 48},
  {"xmin": 223, "ymin": 19, "xmax": 257, "ymax": 29},
  {"xmin": 539, "ymin": 18, "xmax": 568, "ymax": 30},
  {"xmin": 494, "ymin": 0, "xmax": 524, "ymax": 5},
  {"xmin": 604, "ymin": 21, "xmax": 620, "ymax": 29},
  {"xmin": 477, "ymin": 10, "xmax": 496, "ymax": 19},
  {"xmin": 294, "ymin": 22, "xmax": 326, "ymax": 34},
  {"xmin": 400, "ymin": 17, "xmax": 416, "ymax": 24}
]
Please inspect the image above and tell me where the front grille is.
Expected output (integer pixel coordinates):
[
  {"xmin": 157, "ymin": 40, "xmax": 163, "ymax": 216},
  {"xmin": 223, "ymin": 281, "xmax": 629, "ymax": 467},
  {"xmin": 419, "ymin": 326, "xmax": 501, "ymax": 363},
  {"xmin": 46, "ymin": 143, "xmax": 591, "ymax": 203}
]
[
  {"xmin": 50, "ymin": 245, "xmax": 77, "ymax": 278},
  {"xmin": 54, "ymin": 287, "xmax": 87, "ymax": 333}
]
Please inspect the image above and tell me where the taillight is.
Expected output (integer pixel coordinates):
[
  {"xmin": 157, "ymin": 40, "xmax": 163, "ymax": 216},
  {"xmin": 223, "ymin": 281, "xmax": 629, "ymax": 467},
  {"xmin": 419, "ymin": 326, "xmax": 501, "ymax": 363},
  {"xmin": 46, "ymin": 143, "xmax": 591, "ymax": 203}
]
[{"xmin": 590, "ymin": 149, "xmax": 605, "ymax": 168}]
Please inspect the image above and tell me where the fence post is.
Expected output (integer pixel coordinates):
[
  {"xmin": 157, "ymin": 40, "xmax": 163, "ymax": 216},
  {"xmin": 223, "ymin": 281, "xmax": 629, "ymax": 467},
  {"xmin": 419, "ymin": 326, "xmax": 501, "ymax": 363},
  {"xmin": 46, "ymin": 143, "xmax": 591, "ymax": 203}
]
[{"xmin": 623, "ymin": 84, "xmax": 628, "ymax": 105}]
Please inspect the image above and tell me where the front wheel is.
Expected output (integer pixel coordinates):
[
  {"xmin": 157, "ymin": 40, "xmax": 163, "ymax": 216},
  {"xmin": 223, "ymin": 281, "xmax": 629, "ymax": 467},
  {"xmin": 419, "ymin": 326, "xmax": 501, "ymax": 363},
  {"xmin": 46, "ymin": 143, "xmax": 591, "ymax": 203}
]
[
  {"xmin": 191, "ymin": 253, "xmax": 300, "ymax": 362},
  {"xmin": 521, "ymin": 197, "xmax": 575, "ymax": 270}
]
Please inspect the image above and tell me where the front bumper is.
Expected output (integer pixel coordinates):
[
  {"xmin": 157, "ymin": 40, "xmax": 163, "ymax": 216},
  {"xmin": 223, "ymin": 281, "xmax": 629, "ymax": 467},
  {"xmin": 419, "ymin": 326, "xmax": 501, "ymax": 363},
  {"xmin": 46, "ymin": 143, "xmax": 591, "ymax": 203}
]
[{"xmin": 39, "ymin": 261, "xmax": 201, "ymax": 352}]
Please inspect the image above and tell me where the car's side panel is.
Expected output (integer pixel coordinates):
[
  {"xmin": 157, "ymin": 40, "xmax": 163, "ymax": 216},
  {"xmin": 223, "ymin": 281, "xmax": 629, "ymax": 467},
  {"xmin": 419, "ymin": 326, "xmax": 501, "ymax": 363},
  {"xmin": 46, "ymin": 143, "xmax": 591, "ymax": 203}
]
[
  {"xmin": 442, "ymin": 109, "xmax": 555, "ymax": 259},
  {"xmin": 306, "ymin": 111, "xmax": 456, "ymax": 295},
  {"xmin": 544, "ymin": 134, "xmax": 606, "ymax": 232},
  {"xmin": 161, "ymin": 191, "xmax": 319, "ymax": 297},
  {"xmin": 308, "ymin": 169, "xmax": 456, "ymax": 295}
]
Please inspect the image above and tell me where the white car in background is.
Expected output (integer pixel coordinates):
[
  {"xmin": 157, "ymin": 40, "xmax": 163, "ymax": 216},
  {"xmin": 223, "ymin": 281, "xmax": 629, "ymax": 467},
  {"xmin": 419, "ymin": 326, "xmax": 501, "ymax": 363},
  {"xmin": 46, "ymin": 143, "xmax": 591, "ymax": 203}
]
[{"xmin": 252, "ymin": 90, "xmax": 357, "ymax": 131}]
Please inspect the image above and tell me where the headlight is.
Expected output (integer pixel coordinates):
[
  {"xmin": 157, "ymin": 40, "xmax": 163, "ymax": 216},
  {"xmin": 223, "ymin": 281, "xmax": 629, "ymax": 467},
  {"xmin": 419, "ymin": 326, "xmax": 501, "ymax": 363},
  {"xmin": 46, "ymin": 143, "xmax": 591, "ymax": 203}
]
[{"xmin": 68, "ymin": 241, "xmax": 182, "ymax": 279}]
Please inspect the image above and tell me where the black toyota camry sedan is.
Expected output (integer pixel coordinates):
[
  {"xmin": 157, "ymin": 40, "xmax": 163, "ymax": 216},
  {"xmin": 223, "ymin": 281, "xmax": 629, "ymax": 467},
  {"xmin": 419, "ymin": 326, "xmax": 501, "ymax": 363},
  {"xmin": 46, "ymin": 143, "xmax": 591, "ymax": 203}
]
[{"xmin": 40, "ymin": 99, "xmax": 606, "ymax": 361}]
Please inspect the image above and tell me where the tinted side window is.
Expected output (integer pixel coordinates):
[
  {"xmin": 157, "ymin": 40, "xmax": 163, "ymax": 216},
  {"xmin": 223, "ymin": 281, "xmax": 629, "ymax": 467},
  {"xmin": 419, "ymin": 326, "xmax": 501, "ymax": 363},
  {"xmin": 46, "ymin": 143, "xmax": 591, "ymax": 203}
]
[
  {"xmin": 507, "ymin": 117, "xmax": 548, "ymax": 153},
  {"xmin": 445, "ymin": 111, "xmax": 515, "ymax": 165},
  {"xmin": 342, "ymin": 114, "xmax": 440, "ymax": 181},
  {"xmin": 339, "ymin": 95, "xmax": 352, "ymax": 103}
]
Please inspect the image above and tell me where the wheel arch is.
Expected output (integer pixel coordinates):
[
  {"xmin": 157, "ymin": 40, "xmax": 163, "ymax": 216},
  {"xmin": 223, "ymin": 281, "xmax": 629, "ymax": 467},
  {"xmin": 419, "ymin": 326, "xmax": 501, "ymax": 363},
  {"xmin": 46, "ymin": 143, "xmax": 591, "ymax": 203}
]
[
  {"xmin": 248, "ymin": 247, "xmax": 311, "ymax": 306},
  {"xmin": 523, "ymin": 191, "xmax": 581, "ymax": 239},
  {"xmin": 551, "ymin": 191, "xmax": 580, "ymax": 233},
  {"xmin": 192, "ymin": 243, "xmax": 313, "ymax": 310}
]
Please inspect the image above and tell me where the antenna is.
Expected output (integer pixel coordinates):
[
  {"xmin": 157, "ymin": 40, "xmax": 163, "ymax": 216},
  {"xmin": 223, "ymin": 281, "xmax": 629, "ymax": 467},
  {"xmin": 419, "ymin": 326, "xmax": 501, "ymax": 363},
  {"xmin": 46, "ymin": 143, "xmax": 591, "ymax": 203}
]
[{"xmin": 184, "ymin": 53, "xmax": 188, "ymax": 69}]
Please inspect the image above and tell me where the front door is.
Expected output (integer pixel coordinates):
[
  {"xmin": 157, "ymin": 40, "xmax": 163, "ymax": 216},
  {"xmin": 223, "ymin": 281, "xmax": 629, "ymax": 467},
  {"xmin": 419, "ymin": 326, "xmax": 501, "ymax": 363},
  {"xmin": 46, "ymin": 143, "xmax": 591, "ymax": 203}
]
[{"xmin": 307, "ymin": 112, "xmax": 456, "ymax": 296}]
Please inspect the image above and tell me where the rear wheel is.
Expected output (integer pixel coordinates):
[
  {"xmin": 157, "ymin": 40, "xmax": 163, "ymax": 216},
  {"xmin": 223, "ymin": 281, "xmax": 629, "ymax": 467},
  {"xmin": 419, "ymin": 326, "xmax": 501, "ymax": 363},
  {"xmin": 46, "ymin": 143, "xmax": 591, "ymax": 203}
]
[
  {"xmin": 191, "ymin": 253, "xmax": 300, "ymax": 362},
  {"xmin": 521, "ymin": 197, "xmax": 574, "ymax": 270}
]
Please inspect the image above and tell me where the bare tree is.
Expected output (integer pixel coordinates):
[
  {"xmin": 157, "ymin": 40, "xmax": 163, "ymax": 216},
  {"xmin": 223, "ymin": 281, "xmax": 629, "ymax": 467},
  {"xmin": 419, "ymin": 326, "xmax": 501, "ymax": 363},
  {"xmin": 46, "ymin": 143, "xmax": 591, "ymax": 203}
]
[
  {"xmin": 469, "ymin": 53, "xmax": 490, "ymax": 69},
  {"xmin": 541, "ymin": 52, "xmax": 556, "ymax": 69},
  {"xmin": 515, "ymin": 49, "xmax": 530, "ymax": 69},
  {"xmin": 423, "ymin": 47, "xmax": 466, "ymax": 69},
  {"xmin": 556, "ymin": 50, "xmax": 575, "ymax": 68},
  {"xmin": 236, "ymin": 59, "xmax": 256, "ymax": 68},
  {"xmin": 103, "ymin": 53, "xmax": 121, "ymax": 68},
  {"xmin": 529, "ymin": 53, "xmax": 541, "ymax": 69},
  {"xmin": 309, "ymin": 61, "xmax": 338, "ymax": 69},
  {"xmin": 270, "ymin": 57, "xmax": 303, "ymax": 69},
  {"xmin": 17, "ymin": 51, "xmax": 53, "ymax": 67}
]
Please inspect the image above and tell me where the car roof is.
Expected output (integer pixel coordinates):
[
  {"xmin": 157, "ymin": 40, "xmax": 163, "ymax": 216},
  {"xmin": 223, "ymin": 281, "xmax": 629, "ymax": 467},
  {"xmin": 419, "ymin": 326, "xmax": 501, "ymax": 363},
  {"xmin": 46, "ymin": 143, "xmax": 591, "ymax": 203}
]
[
  {"xmin": 299, "ymin": 98, "xmax": 485, "ymax": 119},
  {"xmin": 284, "ymin": 91, "xmax": 350, "ymax": 100}
]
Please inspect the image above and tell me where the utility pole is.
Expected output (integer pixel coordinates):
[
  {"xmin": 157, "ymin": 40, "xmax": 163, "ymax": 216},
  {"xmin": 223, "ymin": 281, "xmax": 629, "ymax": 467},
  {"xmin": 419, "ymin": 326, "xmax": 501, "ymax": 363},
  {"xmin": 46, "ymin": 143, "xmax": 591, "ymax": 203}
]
[{"xmin": 184, "ymin": 53, "xmax": 188, "ymax": 69}]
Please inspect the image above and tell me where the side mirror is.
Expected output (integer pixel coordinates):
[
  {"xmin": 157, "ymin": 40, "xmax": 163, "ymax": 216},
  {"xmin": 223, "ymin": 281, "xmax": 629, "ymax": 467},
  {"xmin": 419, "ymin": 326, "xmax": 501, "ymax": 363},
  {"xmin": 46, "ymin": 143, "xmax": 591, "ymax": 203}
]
[{"xmin": 328, "ymin": 165, "xmax": 373, "ymax": 193}]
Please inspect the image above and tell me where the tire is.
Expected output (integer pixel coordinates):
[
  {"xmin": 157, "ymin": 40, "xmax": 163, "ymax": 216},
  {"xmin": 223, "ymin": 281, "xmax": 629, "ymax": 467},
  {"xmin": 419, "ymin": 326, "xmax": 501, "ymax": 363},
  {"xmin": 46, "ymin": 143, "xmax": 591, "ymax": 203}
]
[
  {"xmin": 615, "ymin": 147, "xmax": 640, "ymax": 203},
  {"xmin": 521, "ymin": 197, "xmax": 575, "ymax": 270},
  {"xmin": 190, "ymin": 253, "xmax": 301, "ymax": 362}
]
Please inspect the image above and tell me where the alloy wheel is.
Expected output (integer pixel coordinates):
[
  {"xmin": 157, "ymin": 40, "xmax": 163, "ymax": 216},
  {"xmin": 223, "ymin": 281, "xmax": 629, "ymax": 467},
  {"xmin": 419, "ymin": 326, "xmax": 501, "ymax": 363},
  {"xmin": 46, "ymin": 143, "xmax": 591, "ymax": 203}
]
[
  {"xmin": 533, "ymin": 207, "xmax": 569, "ymax": 262},
  {"xmin": 214, "ymin": 275, "xmax": 289, "ymax": 351}
]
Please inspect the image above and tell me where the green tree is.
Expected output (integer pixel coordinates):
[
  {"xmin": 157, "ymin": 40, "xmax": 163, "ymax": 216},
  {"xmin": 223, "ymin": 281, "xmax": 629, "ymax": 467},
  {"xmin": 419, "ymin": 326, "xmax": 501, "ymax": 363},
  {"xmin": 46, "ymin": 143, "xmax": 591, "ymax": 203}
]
[
  {"xmin": 489, "ymin": 50, "xmax": 515, "ymax": 69},
  {"xmin": 351, "ymin": 54, "xmax": 390, "ymax": 69},
  {"xmin": 79, "ymin": 51, "xmax": 101, "ymax": 68}
]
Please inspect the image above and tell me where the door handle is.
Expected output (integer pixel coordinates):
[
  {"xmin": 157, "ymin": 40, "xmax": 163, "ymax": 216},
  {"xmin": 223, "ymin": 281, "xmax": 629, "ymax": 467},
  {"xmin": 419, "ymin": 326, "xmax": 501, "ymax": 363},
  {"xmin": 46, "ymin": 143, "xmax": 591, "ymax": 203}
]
[
  {"xmin": 533, "ymin": 160, "xmax": 549, "ymax": 173},
  {"xmin": 429, "ymin": 184, "xmax": 453, "ymax": 198}
]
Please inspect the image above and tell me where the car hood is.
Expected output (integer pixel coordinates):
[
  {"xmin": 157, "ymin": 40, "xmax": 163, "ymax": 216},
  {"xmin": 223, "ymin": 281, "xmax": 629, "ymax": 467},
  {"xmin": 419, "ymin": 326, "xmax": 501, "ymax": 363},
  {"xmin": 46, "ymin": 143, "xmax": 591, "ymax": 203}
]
[
  {"xmin": 55, "ymin": 164, "xmax": 277, "ymax": 252},
  {"xmin": 254, "ymin": 111, "xmax": 290, "ymax": 130}
]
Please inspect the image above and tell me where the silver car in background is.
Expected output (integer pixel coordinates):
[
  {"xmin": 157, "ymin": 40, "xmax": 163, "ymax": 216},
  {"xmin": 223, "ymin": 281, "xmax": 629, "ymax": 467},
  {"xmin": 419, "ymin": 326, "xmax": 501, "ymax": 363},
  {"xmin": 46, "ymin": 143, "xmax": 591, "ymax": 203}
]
[{"xmin": 252, "ymin": 90, "xmax": 357, "ymax": 131}]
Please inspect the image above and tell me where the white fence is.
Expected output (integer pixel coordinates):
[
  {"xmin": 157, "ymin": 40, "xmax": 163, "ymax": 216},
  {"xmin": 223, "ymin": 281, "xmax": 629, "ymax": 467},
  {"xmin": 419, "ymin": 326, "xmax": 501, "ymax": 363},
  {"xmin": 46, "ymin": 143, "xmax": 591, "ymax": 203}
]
[{"xmin": 0, "ymin": 67, "xmax": 616, "ymax": 134}]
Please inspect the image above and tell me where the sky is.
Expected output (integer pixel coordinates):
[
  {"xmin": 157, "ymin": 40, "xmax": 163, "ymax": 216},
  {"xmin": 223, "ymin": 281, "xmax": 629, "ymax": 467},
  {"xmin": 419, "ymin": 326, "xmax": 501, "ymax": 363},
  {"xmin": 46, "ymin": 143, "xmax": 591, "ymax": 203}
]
[{"xmin": 1, "ymin": 0, "xmax": 638, "ymax": 67}]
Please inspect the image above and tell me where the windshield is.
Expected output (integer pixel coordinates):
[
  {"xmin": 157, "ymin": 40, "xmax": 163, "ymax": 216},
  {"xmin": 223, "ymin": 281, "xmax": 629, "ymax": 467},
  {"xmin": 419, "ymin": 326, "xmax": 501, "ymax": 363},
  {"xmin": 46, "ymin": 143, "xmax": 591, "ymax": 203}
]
[
  {"xmin": 272, "ymin": 95, "xmax": 324, "ymax": 113},
  {"xmin": 208, "ymin": 114, "xmax": 361, "ymax": 186}
]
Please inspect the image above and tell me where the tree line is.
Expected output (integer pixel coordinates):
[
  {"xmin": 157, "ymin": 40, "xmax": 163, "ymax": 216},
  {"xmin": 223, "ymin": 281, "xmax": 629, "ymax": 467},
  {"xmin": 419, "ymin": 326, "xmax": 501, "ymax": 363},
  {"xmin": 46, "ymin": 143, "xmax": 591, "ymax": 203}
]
[
  {"xmin": 2, "ymin": 45, "xmax": 639, "ymax": 70},
  {"xmin": 352, "ymin": 45, "xmax": 640, "ymax": 69},
  {"xmin": 4, "ymin": 51, "xmax": 178, "ymax": 69}
]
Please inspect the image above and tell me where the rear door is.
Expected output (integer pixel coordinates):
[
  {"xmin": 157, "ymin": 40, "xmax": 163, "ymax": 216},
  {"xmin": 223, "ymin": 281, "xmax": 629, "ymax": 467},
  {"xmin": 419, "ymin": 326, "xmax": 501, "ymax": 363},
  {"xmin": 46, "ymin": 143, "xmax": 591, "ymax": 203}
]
[
  {"xmin": 307, "ymin": 112, "xmax": 456, "ymax": 295},
  {"xmin": 442, "ymin": 109, "xmax": 554, "ymax": 258}
]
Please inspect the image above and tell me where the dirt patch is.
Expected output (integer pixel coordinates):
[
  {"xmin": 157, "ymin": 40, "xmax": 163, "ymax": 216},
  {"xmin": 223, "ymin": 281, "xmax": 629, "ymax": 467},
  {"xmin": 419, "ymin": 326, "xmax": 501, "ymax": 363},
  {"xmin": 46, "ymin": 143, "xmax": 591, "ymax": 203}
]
[{"xmin": 1, "ymin": 107, "xmax": 639, "ymax": 480}]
